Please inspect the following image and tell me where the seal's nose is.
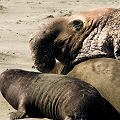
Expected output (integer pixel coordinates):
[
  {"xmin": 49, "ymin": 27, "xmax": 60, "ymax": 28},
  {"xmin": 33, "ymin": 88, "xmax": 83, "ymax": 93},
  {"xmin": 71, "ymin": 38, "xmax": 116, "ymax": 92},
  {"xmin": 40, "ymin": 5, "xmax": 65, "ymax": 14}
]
[
  {"xmin": 0, "ymin": 72, "xmax": 5, "ymax": 80},
  {"xmin": 0, "ymin": 72, "xmax": 5, "ymax": 90}
]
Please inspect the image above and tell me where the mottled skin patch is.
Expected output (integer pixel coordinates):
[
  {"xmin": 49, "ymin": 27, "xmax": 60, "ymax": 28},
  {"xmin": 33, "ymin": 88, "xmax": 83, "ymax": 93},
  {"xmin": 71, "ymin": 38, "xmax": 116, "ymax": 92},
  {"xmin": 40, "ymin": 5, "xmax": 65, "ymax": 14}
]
[
  {"xmin": 0, "ymin": 69, "xmax": 106, "ymax": 120},
  {"xmin": 71, "ymin": 11, "xmax": 120, "ymax": 66}
]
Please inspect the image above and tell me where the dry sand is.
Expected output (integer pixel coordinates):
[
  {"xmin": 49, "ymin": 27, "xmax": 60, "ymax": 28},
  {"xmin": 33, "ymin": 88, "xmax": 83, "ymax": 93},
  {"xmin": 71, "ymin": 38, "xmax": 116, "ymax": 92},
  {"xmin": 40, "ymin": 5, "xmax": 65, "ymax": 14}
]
[{"xmin": 0, "ymin": 0, "xmax": 120, "ymax": 119}]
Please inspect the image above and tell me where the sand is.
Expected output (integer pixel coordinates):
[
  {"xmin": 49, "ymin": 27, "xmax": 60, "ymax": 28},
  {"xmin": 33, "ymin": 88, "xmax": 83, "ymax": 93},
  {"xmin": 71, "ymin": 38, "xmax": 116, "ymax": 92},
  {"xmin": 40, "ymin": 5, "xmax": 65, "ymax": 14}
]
[{"xmin": 0, "ymin": 0, "xmax": 120, "ymax": 119}]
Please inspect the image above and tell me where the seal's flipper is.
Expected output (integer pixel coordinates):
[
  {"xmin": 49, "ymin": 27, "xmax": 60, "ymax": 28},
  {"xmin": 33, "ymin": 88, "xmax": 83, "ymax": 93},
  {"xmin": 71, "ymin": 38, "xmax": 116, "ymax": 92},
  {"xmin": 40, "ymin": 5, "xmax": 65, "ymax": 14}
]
[
  {"xmin": 10, "ymin": 98, "xmax": 27, "ymax": 120},
  {"xmin": 10, "ymin": 110, "xmax": 26, "ymax": 120}
]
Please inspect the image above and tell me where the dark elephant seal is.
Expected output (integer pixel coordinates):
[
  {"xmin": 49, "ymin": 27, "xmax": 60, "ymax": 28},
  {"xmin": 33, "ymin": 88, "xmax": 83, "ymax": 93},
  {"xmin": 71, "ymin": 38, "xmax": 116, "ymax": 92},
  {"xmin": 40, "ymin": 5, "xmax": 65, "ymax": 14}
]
[
  {"xmin": 0, "ymin": 69, "xmax": 106, "ymax": 120},
  {"xmin": 29, "ymin": 8, "xmax": 120, "ymax": 73}
]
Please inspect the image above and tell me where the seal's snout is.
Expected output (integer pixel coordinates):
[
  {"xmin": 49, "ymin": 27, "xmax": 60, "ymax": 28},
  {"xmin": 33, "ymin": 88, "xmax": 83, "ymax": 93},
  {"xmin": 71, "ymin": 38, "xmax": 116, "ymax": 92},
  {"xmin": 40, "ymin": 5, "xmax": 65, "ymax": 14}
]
[
  {"xmin": 0, "ymin": 69, "xmax": 20, "ymax": 90},
  {"xmin": 0, "ymin": 72, "xmax": 5, "ymax": 90},
  {"xmin": 0, "ymin": 69, "xmax": 17, "ymax": 81},
  {"xmin": 0, "ymin": 71, "xmax": 6, "ymax": 80},
  {"xmin": 0, "ymin": 72, "xmax": 5, "ymax": 79}
]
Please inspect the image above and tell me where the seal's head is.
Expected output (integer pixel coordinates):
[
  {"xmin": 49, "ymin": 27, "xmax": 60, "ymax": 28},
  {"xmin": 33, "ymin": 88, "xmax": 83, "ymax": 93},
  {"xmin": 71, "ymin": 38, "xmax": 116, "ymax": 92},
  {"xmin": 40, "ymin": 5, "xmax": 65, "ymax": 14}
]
[
  {"xmin": 0, "ymin": 69, "xmax": 25, "ymax": 91},
  {"xmin": 29, "ymin": 8, "xmax": 119, "ymax": 72}
]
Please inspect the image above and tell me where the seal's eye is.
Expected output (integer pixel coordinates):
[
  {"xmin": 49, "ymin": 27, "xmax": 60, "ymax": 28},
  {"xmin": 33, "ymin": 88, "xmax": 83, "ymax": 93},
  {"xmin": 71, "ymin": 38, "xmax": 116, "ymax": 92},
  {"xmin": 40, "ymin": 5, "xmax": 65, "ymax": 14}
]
[
  {"xmin": 73, "ymin": 20, "xmax": 80, "ymax": 25},
  {"xmin": 69, "ymin": 19, "xmax": 84, "ymax": 31}
]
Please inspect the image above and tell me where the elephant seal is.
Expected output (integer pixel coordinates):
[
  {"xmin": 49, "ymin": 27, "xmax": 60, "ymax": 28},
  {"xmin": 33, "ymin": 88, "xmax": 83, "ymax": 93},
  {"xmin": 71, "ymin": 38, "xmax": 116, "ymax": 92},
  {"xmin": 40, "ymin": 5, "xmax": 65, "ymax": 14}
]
[
  {"xmin": 0, "ymin": 69, "xmax": 106, "ymax": 120},
  {"xmin": 50, "ymin": 58, "xmax": 120, "ymax": 116},
  {"xmin": 29, "ymin": 8, "xmax": 120, "ymax": 73}
]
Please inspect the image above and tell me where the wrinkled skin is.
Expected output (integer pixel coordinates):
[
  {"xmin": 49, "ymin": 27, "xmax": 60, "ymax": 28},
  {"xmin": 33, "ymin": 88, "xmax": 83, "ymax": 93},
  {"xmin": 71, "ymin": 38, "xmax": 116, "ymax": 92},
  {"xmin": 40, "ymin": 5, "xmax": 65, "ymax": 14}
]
[
  {"xmin": 50, "ymin": 58, "xmax": 120, "ymax": 119},
  {"xmin": 29, "ymin": 8, "xmax": 120, "ymax": 72},
  {"xmin": 0, "ymin": 69, "xmax": 106, "ymax": 120}
]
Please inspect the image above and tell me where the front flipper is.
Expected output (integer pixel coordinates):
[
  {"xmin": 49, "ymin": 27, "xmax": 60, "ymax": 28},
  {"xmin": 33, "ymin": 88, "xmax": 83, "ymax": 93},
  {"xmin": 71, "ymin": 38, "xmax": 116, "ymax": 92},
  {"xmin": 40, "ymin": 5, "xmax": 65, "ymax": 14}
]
[
  {"xmin": 10, "ymin": 109, "xmax": 26, "ymax": 120},
  {"xmin": 10, "ymin": 97, "xmax": 27, "ymax": 120}
]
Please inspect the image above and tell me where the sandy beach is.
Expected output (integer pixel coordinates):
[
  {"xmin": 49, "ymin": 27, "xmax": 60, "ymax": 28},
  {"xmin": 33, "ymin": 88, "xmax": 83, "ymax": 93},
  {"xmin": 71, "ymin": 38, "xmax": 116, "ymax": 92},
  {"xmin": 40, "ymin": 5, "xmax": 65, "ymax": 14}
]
[{"xmin": 0, "ymin": 0, "xmax": 120, "ymax": 119}]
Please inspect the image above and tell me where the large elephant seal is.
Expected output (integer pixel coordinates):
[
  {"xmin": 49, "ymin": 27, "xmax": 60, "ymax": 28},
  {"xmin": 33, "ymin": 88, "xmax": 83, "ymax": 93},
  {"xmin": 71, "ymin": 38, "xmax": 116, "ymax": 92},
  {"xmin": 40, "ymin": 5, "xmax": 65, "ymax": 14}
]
[
  {"xmin": 29, "ymin": 8, "xmax": 120, "ymax": 73},
  {"xmin": 50, "ymin": 58, "xmax": 120, "ymax": 116},
  {"xmin": 0, "ymin": 69, "xmax": 106, "ymax": 120}
]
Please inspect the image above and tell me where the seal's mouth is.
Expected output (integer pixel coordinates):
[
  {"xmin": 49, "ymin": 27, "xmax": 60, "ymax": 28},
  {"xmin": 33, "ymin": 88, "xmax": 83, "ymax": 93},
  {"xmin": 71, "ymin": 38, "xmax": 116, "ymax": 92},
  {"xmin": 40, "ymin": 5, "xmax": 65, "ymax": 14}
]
[{"xmin": 34, "ymin": 58, "xmax": 56, "ymax": 73}]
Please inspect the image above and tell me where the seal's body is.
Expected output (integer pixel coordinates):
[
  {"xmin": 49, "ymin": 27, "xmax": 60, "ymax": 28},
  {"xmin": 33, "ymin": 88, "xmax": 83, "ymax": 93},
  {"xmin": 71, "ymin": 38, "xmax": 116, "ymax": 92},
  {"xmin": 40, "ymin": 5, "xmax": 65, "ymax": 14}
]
[
  {"xmin": 50, "ymin": 58, "xmax": 120, "ymax": 114},
  {"xmin": 0, "ymin": 69, "xmax": 106, "ymax": 120}
]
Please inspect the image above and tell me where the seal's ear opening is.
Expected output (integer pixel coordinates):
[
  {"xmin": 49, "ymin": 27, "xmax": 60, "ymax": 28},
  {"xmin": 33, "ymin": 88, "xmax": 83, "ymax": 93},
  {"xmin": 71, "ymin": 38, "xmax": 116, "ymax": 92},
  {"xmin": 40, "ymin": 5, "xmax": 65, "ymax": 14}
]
[{"xmin": 69, "ymin": 19, "xmax": 84, "ymax": 31}]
